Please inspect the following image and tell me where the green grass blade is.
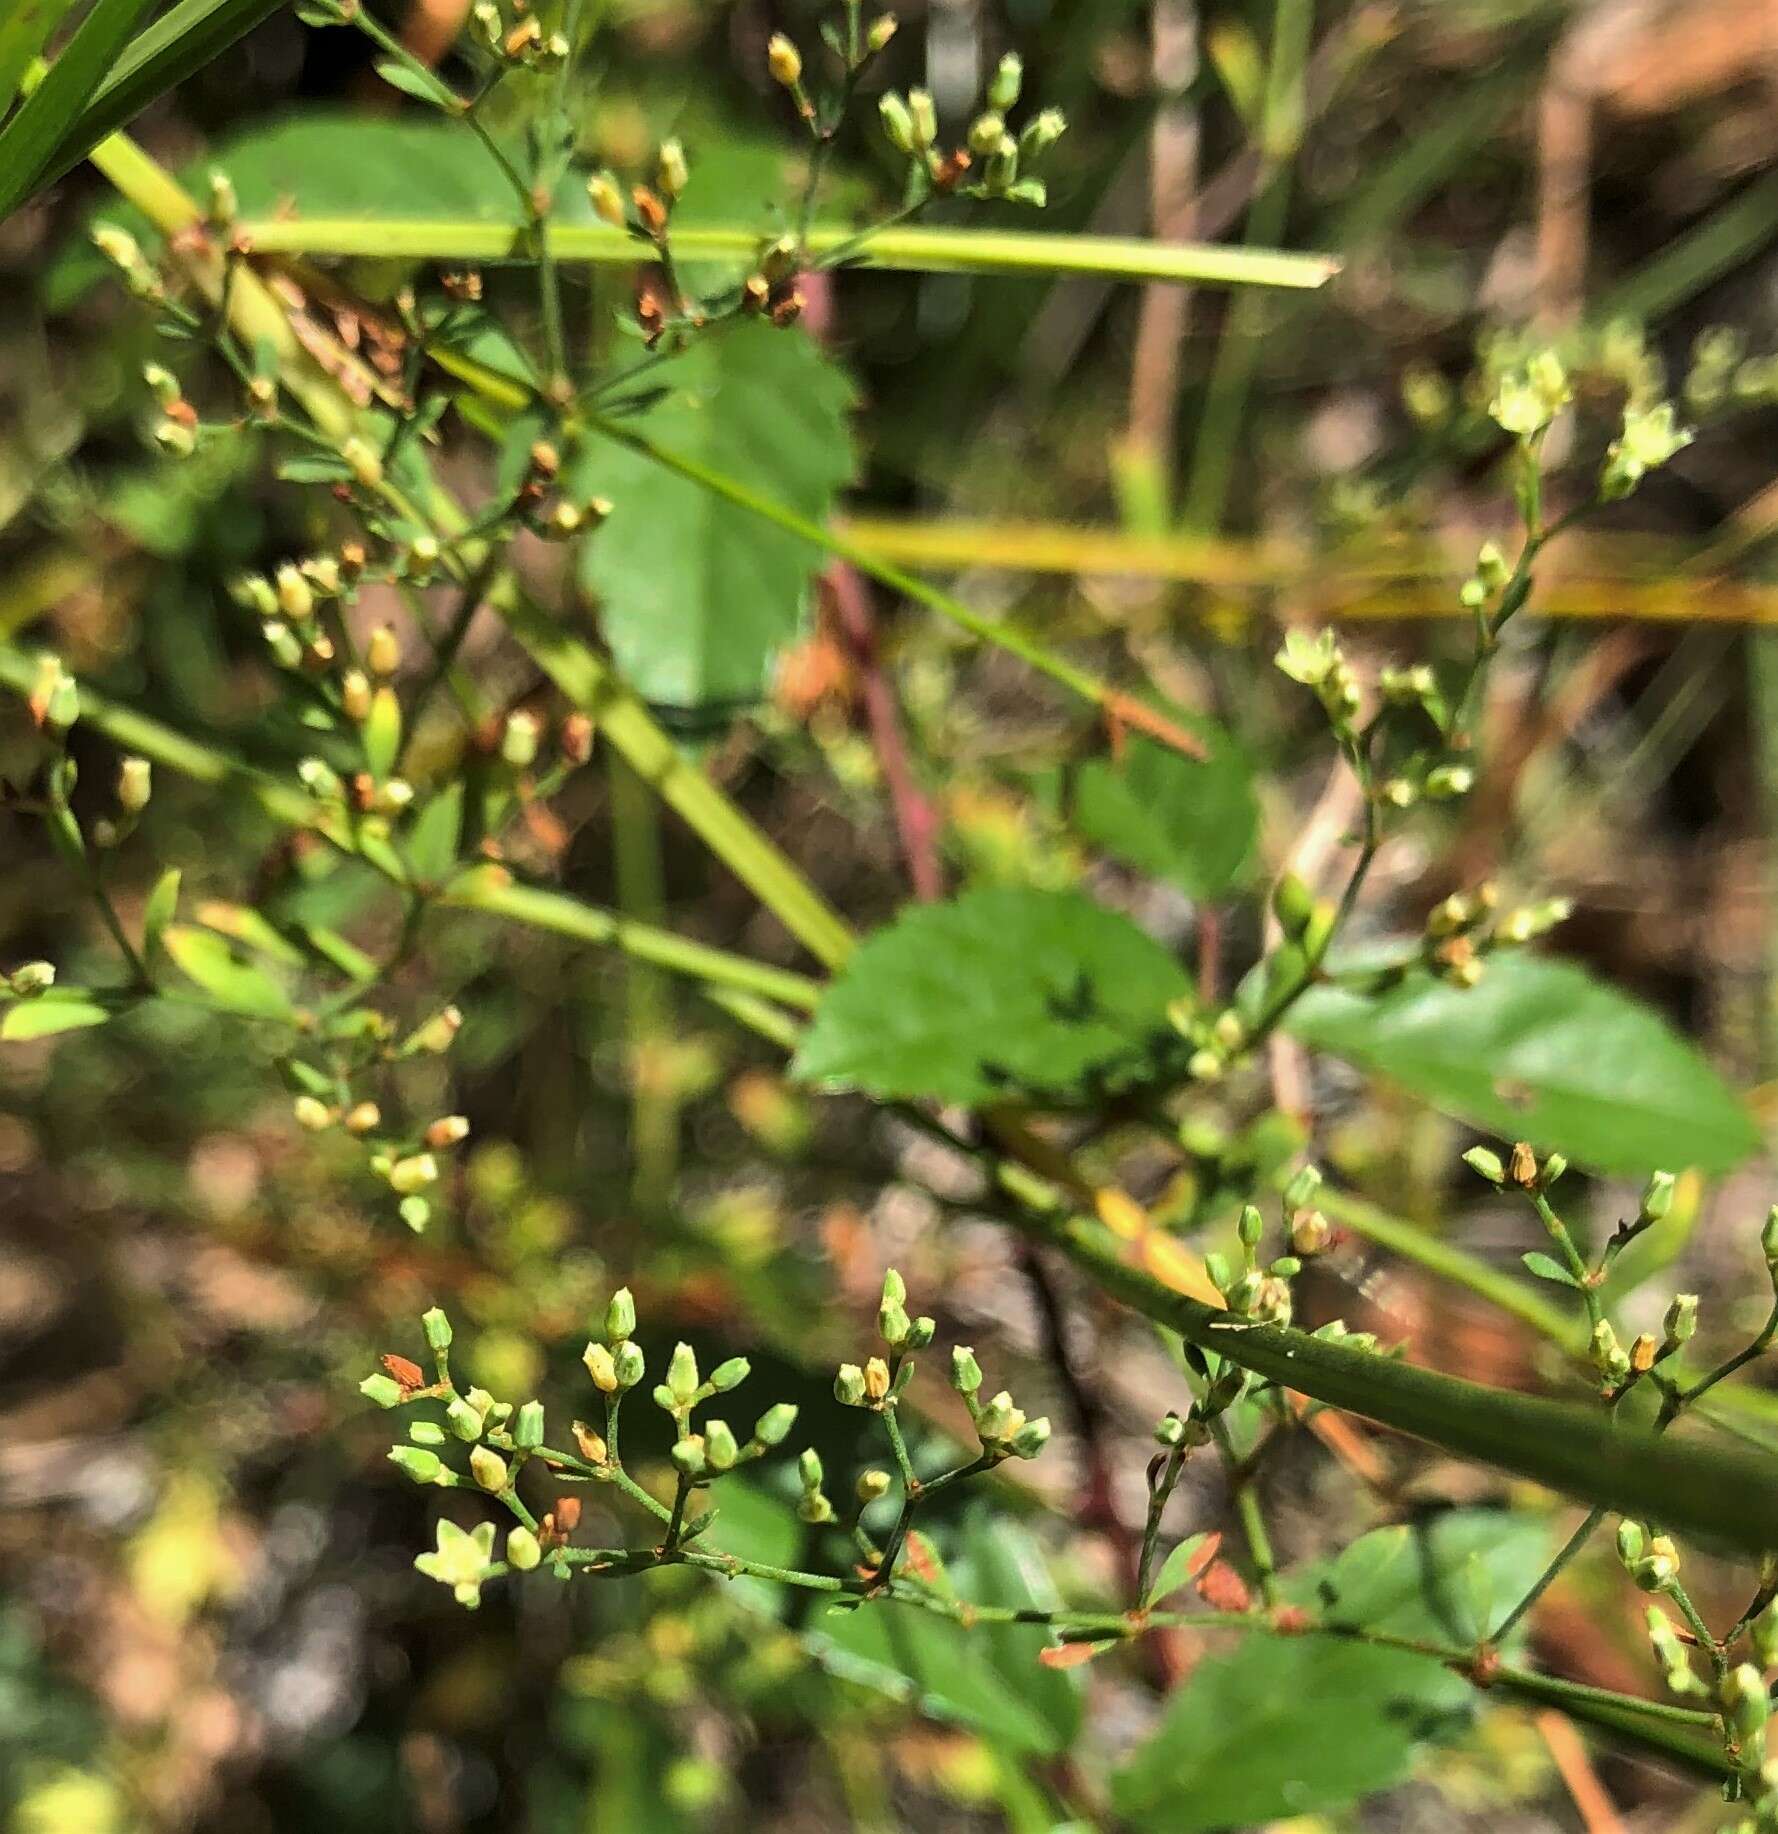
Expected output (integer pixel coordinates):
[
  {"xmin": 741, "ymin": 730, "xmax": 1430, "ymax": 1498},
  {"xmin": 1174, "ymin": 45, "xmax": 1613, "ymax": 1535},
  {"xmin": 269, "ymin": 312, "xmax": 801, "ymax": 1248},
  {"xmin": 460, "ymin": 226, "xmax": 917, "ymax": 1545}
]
[
  {"xmin": 231, "ymin": 214, "xmax": 1340, "ymax": 289},
  {"xmin": 0, "ymin": 0, "xmax": 154, "ymax": 219},
  {"xmin": 38, "ymin": 0, "xmax": 285, "ymax": 188},
  {"xmin": 0, "ymin": 0, "xmax": 76, "ymax": 112}
]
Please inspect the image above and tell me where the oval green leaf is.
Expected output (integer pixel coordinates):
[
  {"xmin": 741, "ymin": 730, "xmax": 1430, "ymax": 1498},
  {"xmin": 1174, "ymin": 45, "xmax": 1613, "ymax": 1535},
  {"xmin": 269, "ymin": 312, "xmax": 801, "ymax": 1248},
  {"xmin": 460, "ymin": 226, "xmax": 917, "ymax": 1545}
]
[
  {"xmin": 1284, "ymin": 954, "xmax": 1759, "ymax": 1175},
  {"xmin": 792, "ymin": 886, "xmax": 1193, "ymax": 1106}
]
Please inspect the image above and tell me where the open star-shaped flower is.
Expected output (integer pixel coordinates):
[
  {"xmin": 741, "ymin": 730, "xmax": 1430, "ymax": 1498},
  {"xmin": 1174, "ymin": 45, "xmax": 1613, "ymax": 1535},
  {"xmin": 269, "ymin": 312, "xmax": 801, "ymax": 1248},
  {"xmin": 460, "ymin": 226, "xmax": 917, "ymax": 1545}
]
[{"xmin": 414, "ymin": 1518, "xmax": 498, "ymax": 1608}]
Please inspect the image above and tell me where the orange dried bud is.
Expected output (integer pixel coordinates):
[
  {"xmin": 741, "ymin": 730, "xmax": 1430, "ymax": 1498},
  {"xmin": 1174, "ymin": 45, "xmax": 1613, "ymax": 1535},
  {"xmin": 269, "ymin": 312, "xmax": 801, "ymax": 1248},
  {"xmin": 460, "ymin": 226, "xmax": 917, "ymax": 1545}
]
[
  {"xmin": 769, "ymin": 285, "xmax": 806, "ymax": 328},
  {"xmin": 381, "ymin": 1353, "xmax": 426, "ymax": 1391},
  {"xmin": 931, "ymin": 149, "xmax": 973, "ymax": 191},
  {"xmin": 632, "ymin": 185, "xmax": 668, "ymax": 237},
  {"xmin": 560, "ymin": 713, "xmax": 594, "ymax": 764},
  {"xmin": 554, "ymin": 1496, "xmax": 583, "ymax": 1531},
  {"xmin": 1508, "ymin": 1140, "xmax": 1537, "ymax": 1187}
]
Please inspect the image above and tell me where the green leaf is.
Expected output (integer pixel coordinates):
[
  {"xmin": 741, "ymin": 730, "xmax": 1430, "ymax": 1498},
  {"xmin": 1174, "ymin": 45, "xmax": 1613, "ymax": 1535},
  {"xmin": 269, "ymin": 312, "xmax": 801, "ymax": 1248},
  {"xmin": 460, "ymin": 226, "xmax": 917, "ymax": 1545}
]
[
  {"xmin": 1038, "ymin": 712, "xmax": 1258, "ymax": 897},
  {"xmin": 792, "ymin": 887, "xmax": 1193, "ymax": 1106},
  {"xmin": 37, "ymin": 0, "xmax": 286, "ymax": 191},
  {"xmin": 570, "ymin": 321, "xmax": 855, "ymax": 714},
  {"xmin": 0, "ymin": 0, "xmax": 155, "ymax": 221},
  {"xmin": 1284, "ymin": 955, "xmax": 1758, "ymax": 1176},
  {"xmin": 0, "ymin": 0, "xmax": 76, "ymax": 113},
  {"xmin": 142, "ymin": 866, "xmax": 180, "ymax": 957},
  {"xmin": 718, "ymin": 1489, "xmax": 1080, "ymax": 1756},
  {"xmin": 2, "ymin": 994, "xmax": 110, "ymax": 1040},
  {"xmin": 404, "ymin": 782, "xmax": 463, "ymax": 882},
  {"xmin": 372, "ymin": 57, "xmax": 453, "ymax": 108},
  {"xmin": 1144, "ymin": 1531, "xmax": 1212, "ymax": 1606},
  {"xmin": 363, "ymin": 686, "xmax": 403, "ymax": 781},
  {"xmin": 161, "ymin": 924, "xmax": 295, "ymax": 1020},
  {"xmin": 1112, "ymin": 1511, "xmax": 1548, "ymax": 1832},
  {"xmin": 1521, "ymin": 1250, "xmax": 1577, "ymax": 1287}
]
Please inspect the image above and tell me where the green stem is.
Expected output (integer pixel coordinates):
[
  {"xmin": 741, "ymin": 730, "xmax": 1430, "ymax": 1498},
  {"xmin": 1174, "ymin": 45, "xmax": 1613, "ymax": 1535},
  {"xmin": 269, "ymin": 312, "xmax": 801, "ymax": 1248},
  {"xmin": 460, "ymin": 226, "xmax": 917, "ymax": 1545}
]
[{"xmin": 233, "ymin": 216, "xmax": 1340, "ymax": 289}]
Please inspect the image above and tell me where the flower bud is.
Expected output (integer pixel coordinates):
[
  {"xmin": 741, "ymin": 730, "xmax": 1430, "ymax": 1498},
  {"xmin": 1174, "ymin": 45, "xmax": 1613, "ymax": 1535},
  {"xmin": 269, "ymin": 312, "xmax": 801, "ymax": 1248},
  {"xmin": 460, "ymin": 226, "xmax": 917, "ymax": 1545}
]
[
  {"xmin": 1463, "ymin": 1145, "xmax": 1506, "ymax": 1185},
  {"xmin": 867, "ymin": 13, "xmax": 896, "ymax": 51},
  {"xmin": 366, "ymin": 626, "xmax": 400, "ymax": 677},
  {"xmin": 967, "ymin": 110, "xmax": 1005, "ymax": 156},
  {"xmin": 656, "ymin": 138, "xmax": 688, "ymax": 200},
  {"xmin": 502, "ymin": 710, "xmax": 540, "ymax": 769},
  {"xmin": 1663, "ymin": 1293, "xmax": 1698, "ymax": 1348},
  {"xmin": 1010, "ymin": 1416, "xmax": 1051, "ymax": 1459},
  {"xmin": 878, "ymin": 91, "xmax": 916, "ymax": 153},
  {"xmin": 976, "ymin": 1390, "xmax": 1015, "ymax": 1441},
  {"xmin": 1617, "ymin": 1519, "xmax": 1645, "ymax": 1566},
  {"xmin": 389, "ymin": 1154, "xmax": 438, "ymax": 1195},
  {"xmin": 469, "ymin": 1445, "xmax": 508, "ymax": 1491},
  {"xmin": 704, "ymin": 1418, "xmax": 739, "ymax": 1470},
  {"xmin": 1641, "ymin": 1170, "xmax": 1676, "ymax": 1224},
  {"xmin": 907, "ymin": 89, "xmax": 936, "ymax": 149},
  {"xmin": 360, "ymin": 1372, "xmax": 405, "ymax": 1408},
  {"xmin": 606, "ymin": 1287, "xmax": 636, "ymax": 1341},
  {"xmin": 293, "ymin": 1095, "xmax": 334, "ymax": 1132},
  {"xmin": 613, "ymin": 1340, "xmax": 646, "ymax": 1389},
  {"xmin": 408, "ymin": 1006, "xmax": 462, "ymax": 1055},
  {"xmin": 951, "ymin": 1345, "xmax": 982, "ymax": 1395},
  {"xmin": 506, "ymin": 1525, "xmax": 541, "ymax": 1570},
  {"xmin": 1237, "ymin": 1204, "xmax": 1263, "ymax": 1249},
  {"xmin": 389, "ymin": 1446, "xmax": 443, "ymax": 1484},
  {"xmin": 426, "ymin": 1115, "xmax": 470, "ymax": 1149},
  {"xmin": 1018, "ymin": 107, "xmax": 1066, "ymax": 159},
  {"xmin": 340, "ymin": 670, "xmax": 372, "ymax": 722},
  {"xmin": 799, "ymin": 1447, "xmax": 824, "ymax": 1491},
  {"xmin": 1725, "ymin": 1664, "xmax": 1772, "ymax": 1744},
  {"xmin": 583, "ymin": 1342, "xmax": 618, "ymax": 1391},
  {"xmin": 987, "ymin": 51, "xmax": 1022, "ymax": 111},
  {"xmin": 707, "ymin": 1356, "xmax": 748, "ymax": 1393},
  {"xmin": 863, "ymin": 1357, "xmax": 891, "ymax": 1401},
  {"xmin": 766, "ymin": 33, "xmax": 802, "ymax": 85},
  {"xmin": 423, "ymin": 1306, "xmax": 453, "ymax": 1351},
  {"xmin": 446, "ymin": 1397, "xmax": 484, "ymax": 1441},
  {"xmin": 904, "ymin": 1315, "xmax": 935, "ymax": 1350},
  {"xmin": 8, "ymin": 961, "xmax": 55, "ymax": 998},
  {"xmin": 670, "ymin": 1437, "xmax": 706, "ymax": 1478},
  {"xmin": 514, "ymin": 1400, "xmax": 544, "ymax": 1449},
  {"xmin": 115, "ymin": 756, "xmax": 152, "ymax": 814},
  {"xmin": 753, "ymin": 1402, "xmax": 797, "ymax": 1446},
  {"xmin": 409, "ymin": 1421, "xmax": 445, "ymax": 1446},
  {"xmin": 275, "ymin": 563, "xmax": 314, "ymax": 622},
  {"xmin": 587, "ymin": 172, "xmax": 626, "ymax": 227},
  {"xmin": 341, "ymin": 436, "xmax": 383, "ymax": 488},
  {"xmin": 667, "ymin": 1342, "xmax": 700, "ymax": 1402},
  {"xmin": 1753, "ymin": 1597, "xmax": 1778, "ymax": 1669},
  {"xmin": 879, "ymin": 1298, "xmax": 911, "ymax": 1346},
  {"xmin": 834, "ymin": 1363, "xmax": 867, "ymax": 1406},
  {"xmin": 856, "ymin": 1468, "xmax": 892, "ymax": 1502},
  {"xmin": 1290, "ymin": 1209, "xmax": 1330, "ymax": 1256}
]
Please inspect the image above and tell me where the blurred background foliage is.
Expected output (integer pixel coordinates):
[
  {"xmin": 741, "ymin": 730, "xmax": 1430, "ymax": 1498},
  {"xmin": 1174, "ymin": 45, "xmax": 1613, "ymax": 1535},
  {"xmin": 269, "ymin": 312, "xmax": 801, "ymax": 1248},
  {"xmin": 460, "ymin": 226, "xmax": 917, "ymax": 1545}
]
[{"xmin": 9, "ymin": 0, "xmax": 1778, "ymax": 1829}]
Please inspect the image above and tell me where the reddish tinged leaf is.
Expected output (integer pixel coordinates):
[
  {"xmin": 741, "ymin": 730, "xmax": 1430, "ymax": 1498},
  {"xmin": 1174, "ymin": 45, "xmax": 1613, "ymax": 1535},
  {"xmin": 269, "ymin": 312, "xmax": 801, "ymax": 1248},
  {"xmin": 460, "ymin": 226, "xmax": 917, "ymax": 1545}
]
[
  {"xmin": 1195, "ymin": 1560, "xmax": 1252, "ymax": 1613},
  {"xmin": 1040, "ymin": 1641, "xmax": 1108, "ymax": 1670},
  {"xmin": 1185, "ymin": 1531, "xmax": 1222, "ymax": 1580}
]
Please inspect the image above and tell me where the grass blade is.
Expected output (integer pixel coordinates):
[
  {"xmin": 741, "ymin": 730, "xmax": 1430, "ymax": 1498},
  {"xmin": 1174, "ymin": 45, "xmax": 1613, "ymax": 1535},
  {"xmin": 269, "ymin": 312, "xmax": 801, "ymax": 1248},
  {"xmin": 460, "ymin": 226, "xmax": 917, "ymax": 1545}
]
[
  {"xmin": 0, "ymin": 0, "xmax": 154, "ymax": 219},
  {"xmin": 39, "ymin": 0, "xmax": 286, "ymax": 189},
  {"xmin": 0, "ymin": 0, "xmax": 75, "ymax": 112}
]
